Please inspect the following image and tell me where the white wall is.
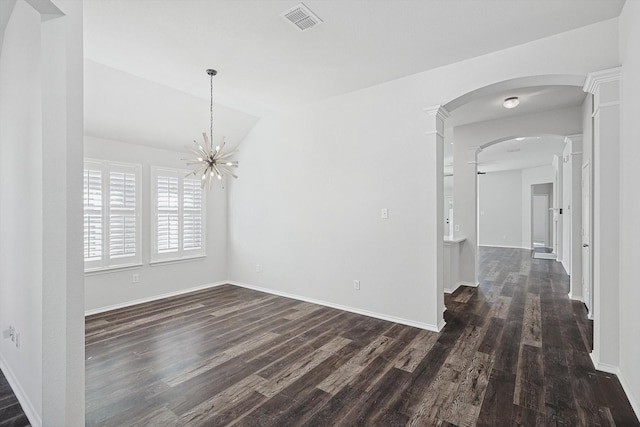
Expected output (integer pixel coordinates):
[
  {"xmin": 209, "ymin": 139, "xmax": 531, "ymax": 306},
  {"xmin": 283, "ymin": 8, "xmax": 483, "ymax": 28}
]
[
  {"xmin": 84, "ymin": 137, "xmax": 228, "ymax": 313},
  {"xmin": 228, "ymin": 97, "xmax": 439, "ymax": 328},
  {"xmin": 228, "ymin": 18, "xmax": 619, "ymax": 329},
  {"xmin": 0, "ymin": 1, "xmax": 85, "ymax": 425},
  {"xmin": 618, "ymin": 0, "xmax": 640, "ymax": 417},
  {"xmin": 0, "ymin": 0, "xmax": 44, "ymax": 418},
  {"xmin": 478, "ymin": 170, "xmax": 523, "ymax": 248}
]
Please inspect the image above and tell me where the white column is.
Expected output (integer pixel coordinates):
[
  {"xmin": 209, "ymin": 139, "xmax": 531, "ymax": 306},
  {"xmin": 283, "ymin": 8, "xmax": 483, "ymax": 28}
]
[
  {"xmin": 41, "ymin": 0, "xmax": 85, "ymax": 425},
  {"xmin": 563, "ymin": 134, "xmax": 583, "ymax": 301},
  {"xmin": 423, "ymin": 106, "xmax": 448, "ymax": 330},
  {"xmin": 584, "ymin": 67, "xmax": 621, "ymax": 371}
]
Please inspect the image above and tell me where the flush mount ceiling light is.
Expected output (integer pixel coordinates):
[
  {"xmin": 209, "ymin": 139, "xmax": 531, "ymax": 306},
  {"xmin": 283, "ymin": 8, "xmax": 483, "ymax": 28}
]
[
  {"xmin": 183, "ymin": 69, "xmax": 238, "ymax": 189},
  {"xmin": 503, "ymin": 96, "xmax": 520, "ymax": 109}
]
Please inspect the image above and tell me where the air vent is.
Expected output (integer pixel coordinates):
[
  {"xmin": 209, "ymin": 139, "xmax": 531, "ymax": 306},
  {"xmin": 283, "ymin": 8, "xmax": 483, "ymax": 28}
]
[{"xmin": 282, "ymin": 3, "xmax": 323, "ymax": 31}]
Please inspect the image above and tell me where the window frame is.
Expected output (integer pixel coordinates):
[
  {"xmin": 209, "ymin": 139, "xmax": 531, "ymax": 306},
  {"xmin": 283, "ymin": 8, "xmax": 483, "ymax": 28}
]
[
  {"xmin": 150, "ymin": 166, "xmax": 207, "ymax": 264},
  {"xmin": 83, "ymin": 159, "xmax": 142, "ymax": 273}
]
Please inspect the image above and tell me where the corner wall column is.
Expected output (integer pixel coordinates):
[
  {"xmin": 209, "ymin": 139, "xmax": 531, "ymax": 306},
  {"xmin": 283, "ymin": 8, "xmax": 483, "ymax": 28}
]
[
  {"xmin": 563, "ymin": 134, "xmax": 583, "ymax": 301},
  {"xmin": 584, "ymin": 67, "xmax": 621, "ymax": 371},
  {"xmin": 423, "ymin": 105, "xmax": 448, "ymax": 330}
]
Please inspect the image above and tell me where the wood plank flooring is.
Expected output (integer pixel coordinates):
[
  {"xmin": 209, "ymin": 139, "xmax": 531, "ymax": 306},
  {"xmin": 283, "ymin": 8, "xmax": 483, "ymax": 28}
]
[
  {"xmin": 83, "ymin": 246, "xmax": 639, "ymax": 426},
  {"xmin": 0, "ymin": 369, "xmax": 30, "ymax": 427}
]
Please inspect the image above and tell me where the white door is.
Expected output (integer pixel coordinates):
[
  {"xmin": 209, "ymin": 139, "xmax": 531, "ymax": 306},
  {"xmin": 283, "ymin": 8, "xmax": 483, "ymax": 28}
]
[
  {"xmin": 532, "ymin": 194, "xmax": 549, "ymax": 248},
  {"xmin": 582, "ymin": 162, "xmax": 592, "ymax": 317}
]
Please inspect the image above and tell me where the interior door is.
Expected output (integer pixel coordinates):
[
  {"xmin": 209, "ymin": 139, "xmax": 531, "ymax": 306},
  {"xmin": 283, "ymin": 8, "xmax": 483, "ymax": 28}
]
[
  {"xmin": 582, "ymin": 162, "xmax": 592, "ymax": 317},
  {"xmin": 532, "ymin": 194, "xmax": 549, "ymax": 248}
]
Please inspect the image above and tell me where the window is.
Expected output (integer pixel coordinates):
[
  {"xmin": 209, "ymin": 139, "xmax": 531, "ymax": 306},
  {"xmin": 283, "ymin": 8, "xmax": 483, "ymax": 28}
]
[
  {"xmin": 83, "ymin": 160, "xmax": 141, "ymax": 272},
  {"xmin": 151, "ymin": 167, "xmax": 205, "ymax": 262}
]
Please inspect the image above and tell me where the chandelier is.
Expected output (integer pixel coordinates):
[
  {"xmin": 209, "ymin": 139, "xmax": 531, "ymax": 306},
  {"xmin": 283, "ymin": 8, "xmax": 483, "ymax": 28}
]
[{"xmin": 184, "ymin": 69, "xmax": 238, "ymax": 189}]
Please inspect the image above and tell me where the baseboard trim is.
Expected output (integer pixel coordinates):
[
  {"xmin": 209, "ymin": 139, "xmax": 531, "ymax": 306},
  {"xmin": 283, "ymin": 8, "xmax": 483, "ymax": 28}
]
[
  {"xmin": 84, "ymin": 281, "xmax": 228, "ymax": 316},
  {"xmin": 227, "ymin": 281, "xmax": 443, "ymax": 332},
  {"xmin": 458, "ymin": 281, "xmax": 479, "ymax": 288},
  {"xmin": 590, "ymin": 352, "xmax": 620, "ymax": 375},
  {"xmin": 589, "ymin": 353, "xmax": 640, "ymax": 420},
  {"xmin": 479, "ymin": 244, "xmax": 530, "ymax": 250},
  {"xmin": 618, "ymin": 368, "xmax": 640, "ymax": 421},
  {"xmin": 0, "ymin": 353, "xmax": 41, "ymax": 427},
  {"xmin": 567, "ymin": 291, "xmax": 584, "ymax": 302},
  {"xmin": 444, "ymin": 283, "xmax": 462, "ymax": 294}
]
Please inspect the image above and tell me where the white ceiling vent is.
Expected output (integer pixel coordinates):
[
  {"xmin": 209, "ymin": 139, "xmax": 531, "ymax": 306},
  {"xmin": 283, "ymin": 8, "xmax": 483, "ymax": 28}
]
[{"xmin": 282, "ymin": 3, "xmax": 323, "ymax": 32}]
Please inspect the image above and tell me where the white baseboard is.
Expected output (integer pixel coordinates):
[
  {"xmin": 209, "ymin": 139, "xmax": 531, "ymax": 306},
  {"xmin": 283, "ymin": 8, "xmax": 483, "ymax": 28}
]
[
  {"xmin": 459, "ymin": 281, "xmax": 479, "ymax": 288},
  {"xmin": 618, "ymin": 368, "xmax": 640, "ymax": 421},
  {"xmin": 444, "ymin": 283, "xmax": 462, "ymax": 294},
  {"xmin": 0, "ymin": 352, "xmax": 41, "ymax": 427},
  {"xmin": 567, "ymin": 291, "xmax": 584, "ymax": 302},
  {"xmin": 590, "ymin": 353, "xmax": 640, "ymax": 420},
  {"xmin": 227, "ymin": 281, "xmax": 443, "ymax": 332},
  {"xmin": 479, "ymin": 244, "xmax": 530, "ymax": 250},
  {"xmin": 445, "ymin": 281, "xmax": 479, "ymax": 294},
  {"xmin": 84, "ymin": 281, "xmax": 228, "ymax": 316}
]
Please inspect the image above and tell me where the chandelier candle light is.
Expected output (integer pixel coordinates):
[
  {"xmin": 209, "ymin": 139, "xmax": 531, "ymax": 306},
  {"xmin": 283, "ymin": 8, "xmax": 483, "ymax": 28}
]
[{"xmin": 184, "ymin": 68, "xmax": 238, "ymax": 189}]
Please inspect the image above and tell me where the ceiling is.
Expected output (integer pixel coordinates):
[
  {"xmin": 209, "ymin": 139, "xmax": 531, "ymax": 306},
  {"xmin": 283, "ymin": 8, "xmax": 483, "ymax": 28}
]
[
  {"xmin": 83, "ymin": 0, "xmax": 624, "ymax": 118},
  {"xmin": 442, "ymin": 85, "xmax": 586, "ymax": 173},
  {"xmin": 81, "ymin": 0, "xmax": 623, "ymax": 158},
  {"xmin": 477, "ymin": 135, "xmax": 568, "ymax": 174}
]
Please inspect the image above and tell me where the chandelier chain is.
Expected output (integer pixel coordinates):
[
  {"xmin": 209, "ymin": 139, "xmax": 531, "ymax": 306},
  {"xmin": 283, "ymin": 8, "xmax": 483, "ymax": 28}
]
[{"xmin": 210, "ymin": 72, "xmax": 213, "ymax": 147}]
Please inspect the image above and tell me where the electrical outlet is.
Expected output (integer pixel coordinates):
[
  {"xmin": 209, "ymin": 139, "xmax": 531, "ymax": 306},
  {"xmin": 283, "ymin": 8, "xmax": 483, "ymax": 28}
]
[
  {"xmin": 354, "ymin": 280, "xmax": 360, "ymax": 290},
  {"xmin": 9, "ymin": 326, "xmax": 15, "ymax": 341},
  {"xmin": 15, "ymin": 332, "xmax": 20, "ymax": 349},
  {"xmin": 455, "ymin": 225, "xmax": 460, "ymax": 232},
  {"xmin": 256, "ymin": 264, "xmax": 261, "ymax": 273},
  {"xmin": 132, "ymin": 273, "xmax": 140, "ymax": 283}
]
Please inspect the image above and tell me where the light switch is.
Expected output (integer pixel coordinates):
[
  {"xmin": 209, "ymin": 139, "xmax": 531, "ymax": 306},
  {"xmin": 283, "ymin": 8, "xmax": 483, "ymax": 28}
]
[{"xmin": 381, "ymin": 208, "xmax": 389, "ymax": 219}]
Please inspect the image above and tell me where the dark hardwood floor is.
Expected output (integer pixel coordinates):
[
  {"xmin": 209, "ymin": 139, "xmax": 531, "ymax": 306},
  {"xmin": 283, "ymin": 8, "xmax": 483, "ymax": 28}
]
[
  {"xmin": 84, "ymin": 247, "xmax": 639, "ymax": 426},
  {"xmin": 0, "ymin": 369, "xmax": 30, "ymax": 427}
]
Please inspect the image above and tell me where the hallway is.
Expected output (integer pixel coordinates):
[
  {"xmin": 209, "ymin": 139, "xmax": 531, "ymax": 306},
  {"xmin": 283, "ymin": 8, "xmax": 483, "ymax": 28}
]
[{"xmin": 464, "ymin": 246, "xmax": 637, "ymax": 425}]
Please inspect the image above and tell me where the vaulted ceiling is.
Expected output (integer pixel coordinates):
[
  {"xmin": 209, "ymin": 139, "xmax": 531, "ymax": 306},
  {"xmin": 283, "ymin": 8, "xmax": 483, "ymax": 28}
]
[{"xmin": 82, "ymin": 0, "xmax": 624, "ymax": 156}]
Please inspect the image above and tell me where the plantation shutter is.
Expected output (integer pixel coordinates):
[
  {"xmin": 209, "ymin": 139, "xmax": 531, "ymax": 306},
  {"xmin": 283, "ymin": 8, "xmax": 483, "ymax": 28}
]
[
  {"xmin": 182, "ymin": 177, "xmax": 203, "ymax": 251},
  {"xmin": 109, "ymin": 169, "xmax": 137, "ymax": 259},
  {"xmin": 83, "ymin": 166, "xmax": 103, "ymax": 264},
  {"xmin": 157, "ymin": 174, "xmax": 179, "ymax": 253}
]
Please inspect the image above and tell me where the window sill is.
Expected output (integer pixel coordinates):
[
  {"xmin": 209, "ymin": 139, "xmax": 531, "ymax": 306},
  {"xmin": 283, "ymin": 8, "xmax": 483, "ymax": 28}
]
[
  {"xmin": 85, "ymin": 263, "xmax": 142, "ymax": 276},
  {"xmin": 149, "ymin": 255, "xmax": 206, "ymax": 266}
]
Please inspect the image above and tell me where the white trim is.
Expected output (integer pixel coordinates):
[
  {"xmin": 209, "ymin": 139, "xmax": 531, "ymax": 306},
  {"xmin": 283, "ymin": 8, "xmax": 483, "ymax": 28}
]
[
  {"xmin": 228, "ymin": 281, "xmax": 443, "ymax": 332},
  {"xmin": 149, "ymin": 255, "xmax": 206, "ymax": 266},
  {"xmin": 0, "ymin": 353, "xmax": 41, "ymax": 427},
  {"xmin": 479, "ymin": 244, "xmax": 530, "ymax": 250},
  {"xmin": 84, "ymin": 263, "xmax": 142, "ymax": 276},
  {"xmin": 567, "ymin": 291, "xmax": 583, "ymax": 302},
  {"xmin": 589, "ymin": 354, "xmax": 640, "ymax": 420},
  {"xmin": 618, "ymin": 369, "xmax": 640, "ymax": 421},
  {"xmin": 422, "ymin": 105, "xmax": 450, "ymax": 121},
  {"xmin": 583, "ymin": 67, "xmax": 622, "ymax": 94},
  {"xmin": 590, "ymin": 352, "xmax": 620, "ymax": 375},
  {"xmin": 458, "ymin": 281, "xmax": 479, "ymax": 288},
  {"xmin": 84, "ymin": 281, "xmax": 227, "ymax": 316},
  {"xmin": 444, "ymin": 283, "xmax": 462, "ymax": 294}
]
